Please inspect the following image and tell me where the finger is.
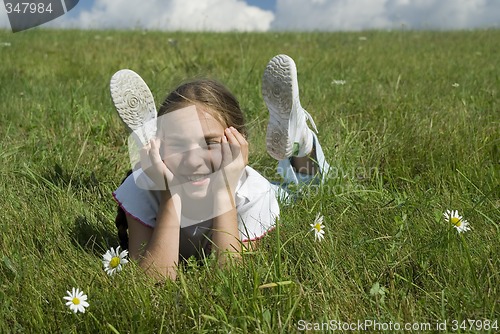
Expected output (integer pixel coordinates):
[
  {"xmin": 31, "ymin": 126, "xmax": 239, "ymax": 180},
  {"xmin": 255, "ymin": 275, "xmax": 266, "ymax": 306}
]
[
  {"xmin": 229, "ymin": 127, "xmax": 248, "ymax": 164},
  {"xmin": 225, "ymin": 127, "xmax": 242, "ymax": 161},
  {"xmin": 149, "ymin": 138, "xmax": 170, "ymax": 190},
  {"xmin": 149, "ymin": 138, "xmax": 163, "ymax": 166},
  {"xmin": 139, "ymin": 141, "xmax": 152, "ymax": 170},
  {"xmin": 137, "ymin": 139, "xmax": 163, "ymax": 190},
  {"xmin": 229, "ymin": 126, "xmax": 247, "ymax": 146},
  {"xmin": 221, "ymin": 133, "xmax": 232, "ymax": 167}
]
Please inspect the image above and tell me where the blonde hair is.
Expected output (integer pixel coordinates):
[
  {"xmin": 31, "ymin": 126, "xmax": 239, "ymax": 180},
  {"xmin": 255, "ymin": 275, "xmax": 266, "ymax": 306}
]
[{"xmin": 158, "ymin": 79, "xmax": 247, "ymax": 138}]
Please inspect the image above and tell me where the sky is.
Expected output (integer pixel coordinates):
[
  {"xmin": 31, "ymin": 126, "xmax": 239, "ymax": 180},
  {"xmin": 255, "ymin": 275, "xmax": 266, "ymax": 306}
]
[{"xmin": 1, "ymin": 0, "xmax": 499, "ymax": 32}]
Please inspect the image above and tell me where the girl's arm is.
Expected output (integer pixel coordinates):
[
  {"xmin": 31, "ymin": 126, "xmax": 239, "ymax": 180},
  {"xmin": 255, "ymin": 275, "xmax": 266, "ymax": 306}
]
[
  {"xmin": 211, "ymin": 127, "xmax": 248, "ymax": 264},
  {"xmin": 128, "ymin": 137, "xmax": 180, "ymax": 280},
  {"xmin": 128, "ymin": 192, "xmax": 181, "ymax": 280},
  {"xmin": 211, "ymin": 207, "xmax": 241, "ymax": 264}
]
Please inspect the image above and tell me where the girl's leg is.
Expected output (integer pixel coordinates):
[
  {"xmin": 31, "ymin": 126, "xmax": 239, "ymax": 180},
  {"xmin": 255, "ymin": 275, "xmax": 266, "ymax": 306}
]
[
  {"xmin": 276, "ymin": 133, "xmax": 330, "ymax": 185},
  {"xmin": 262, "ymin": 54, "xmax": 330, "ymax": 186}
]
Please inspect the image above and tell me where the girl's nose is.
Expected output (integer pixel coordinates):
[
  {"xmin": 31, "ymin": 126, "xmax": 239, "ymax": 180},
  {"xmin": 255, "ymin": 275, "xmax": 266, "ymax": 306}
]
[{"xmin": 181, "ymin": 146, "xmax": 208, "ymax": 171}]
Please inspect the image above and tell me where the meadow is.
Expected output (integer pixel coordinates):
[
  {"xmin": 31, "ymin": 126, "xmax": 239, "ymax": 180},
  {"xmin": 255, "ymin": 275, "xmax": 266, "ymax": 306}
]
[{"xmin": 0, "ymin": 28, "xmax": 498, "ymax": 333}]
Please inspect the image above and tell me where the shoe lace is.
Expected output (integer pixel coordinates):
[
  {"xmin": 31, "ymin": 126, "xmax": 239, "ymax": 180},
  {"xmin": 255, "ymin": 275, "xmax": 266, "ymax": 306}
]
[{"xmin": 303, "ymin": 108, "xmax": 318, "ymax": 133}]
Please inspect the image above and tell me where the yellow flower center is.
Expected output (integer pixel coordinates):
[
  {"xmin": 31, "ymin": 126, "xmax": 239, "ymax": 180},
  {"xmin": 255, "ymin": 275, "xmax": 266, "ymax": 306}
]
[
  {"xmin": 314, "ymin": 223, "xmax": 322, "ymax": 232},
  {"xmin": 72, "ymin": 297, "xmax": 80, "ymax": 305},
  {"xmin": 450, "ymin": 217, "xmax": 461, "ymax": 226},
  {"xmin": 110, "ymin": 257, "xmax": 120, "ymax": 268}
]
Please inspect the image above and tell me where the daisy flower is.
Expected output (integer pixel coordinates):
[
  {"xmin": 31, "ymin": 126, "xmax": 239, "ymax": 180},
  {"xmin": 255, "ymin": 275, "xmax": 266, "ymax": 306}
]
[
  {"xmin": 310, "ymin": 213, "xmax": 325, "ymax": 241},
  {"xmin": 63, "ymin": 288, "xmax": 89, "ymax": 314},
  {"xmin": 102, "ymin": 246, "xmax": 129, "ymax": 276},
  {"xmin": 443, "ymin": 209, "xmax": 471, "ymax": 233}
]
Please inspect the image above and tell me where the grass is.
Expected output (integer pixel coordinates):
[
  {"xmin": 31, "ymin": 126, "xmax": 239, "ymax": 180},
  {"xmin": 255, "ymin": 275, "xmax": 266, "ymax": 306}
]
[{"xmin": 0, "ymin": 28, "xmax": 499, "ymax": 333}]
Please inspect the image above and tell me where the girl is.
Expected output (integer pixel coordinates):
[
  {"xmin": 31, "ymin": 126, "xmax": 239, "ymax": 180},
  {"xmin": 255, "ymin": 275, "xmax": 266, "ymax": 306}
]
[{"xmin": 111, "ymin": 54, "xmax": 330, "ymax": 280}]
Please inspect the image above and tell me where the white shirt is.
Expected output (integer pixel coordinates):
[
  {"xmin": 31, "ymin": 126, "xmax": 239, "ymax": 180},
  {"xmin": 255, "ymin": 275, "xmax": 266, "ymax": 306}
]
[{"xmin": 113, "ymin": 166, "xmax": 279, "ymax": 259}]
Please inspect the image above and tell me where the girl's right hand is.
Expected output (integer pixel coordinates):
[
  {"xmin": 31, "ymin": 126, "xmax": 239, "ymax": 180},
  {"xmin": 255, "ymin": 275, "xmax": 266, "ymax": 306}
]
[{"xmin": 139, "ymin": 138, "xmax": 174, "ymax": 191}]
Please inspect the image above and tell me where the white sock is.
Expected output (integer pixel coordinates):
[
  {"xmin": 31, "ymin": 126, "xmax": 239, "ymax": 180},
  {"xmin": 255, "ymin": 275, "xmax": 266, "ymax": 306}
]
[{"xmin": 296, "ymin": 127, "xmax": 314, "ymax": 157}]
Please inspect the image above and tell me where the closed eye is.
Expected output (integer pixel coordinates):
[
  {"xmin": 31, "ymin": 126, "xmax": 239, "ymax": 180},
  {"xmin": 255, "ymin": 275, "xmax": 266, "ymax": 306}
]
[
  {"xmin": 205, "ymin": 138, "xmax": 222, "ymax": 147},
  {"xmin": 206, "ymin": 142, "xmax": 221, "ymax": 150}
]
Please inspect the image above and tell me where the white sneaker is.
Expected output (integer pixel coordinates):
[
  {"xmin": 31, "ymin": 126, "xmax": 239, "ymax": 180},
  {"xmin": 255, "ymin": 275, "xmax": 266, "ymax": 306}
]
[
  {"xmin": 262, "ymin": 54, "xmax": 318, "ymax": 160},
  {"xmin": 110, "ymin": 69, "xmax": 157, "ymax": 146}
]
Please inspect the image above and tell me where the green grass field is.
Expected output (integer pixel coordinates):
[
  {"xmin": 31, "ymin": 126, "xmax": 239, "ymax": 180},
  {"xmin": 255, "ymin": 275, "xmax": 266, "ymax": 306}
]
[{"xmin": 0, "ymin": 28, "xmax": 499, "ymax": 333}]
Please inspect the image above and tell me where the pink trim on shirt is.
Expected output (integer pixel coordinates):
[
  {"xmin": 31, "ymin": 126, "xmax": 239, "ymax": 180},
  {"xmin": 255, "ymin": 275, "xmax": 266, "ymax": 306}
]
[
  {"xmin": 112, "ymin": 192, "xmax": 153, "ymax": 229},
  {"xmin": 241, "ymin": 225, "xmax": 276, "ymax": 242}
]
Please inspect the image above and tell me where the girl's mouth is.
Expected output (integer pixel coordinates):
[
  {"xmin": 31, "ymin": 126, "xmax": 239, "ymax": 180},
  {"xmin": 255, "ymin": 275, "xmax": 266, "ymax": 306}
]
[
  {"xmin": 186, "ymin": 174, "xmax": 210, "ymax": 185},
  {"xmin": 187, "ymin": 174, "xmax": 209, "ymax": 181}
]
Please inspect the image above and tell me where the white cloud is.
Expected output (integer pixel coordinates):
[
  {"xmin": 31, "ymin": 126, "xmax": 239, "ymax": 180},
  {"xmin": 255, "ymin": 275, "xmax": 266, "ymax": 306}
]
[
  {"xmin": 48, "ymin": 0, "xmax": 274, "ymax": 31},
  {"xmin": 272, "ymin": 0, "xmax": 500, "ymax": 30}
]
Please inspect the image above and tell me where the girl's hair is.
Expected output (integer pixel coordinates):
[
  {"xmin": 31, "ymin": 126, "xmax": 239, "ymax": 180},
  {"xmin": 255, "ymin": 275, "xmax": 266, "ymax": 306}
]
[
  {"xmin": 115, "ymin": 170, "xmax": 132, "ymax": 250},
  {"xmin": 115, "ymin": 79, "xmax": 246, "ymax": 250},
  {"xmin": 158, "ymin": 78, "xmax": 247, "ymax": 138}
]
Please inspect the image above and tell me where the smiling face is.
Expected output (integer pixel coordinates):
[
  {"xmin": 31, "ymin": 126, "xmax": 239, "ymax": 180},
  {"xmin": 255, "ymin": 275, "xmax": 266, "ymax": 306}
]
[{"xmin": 157, "ymin": 105, "xmax": 226, "ymax": 199}]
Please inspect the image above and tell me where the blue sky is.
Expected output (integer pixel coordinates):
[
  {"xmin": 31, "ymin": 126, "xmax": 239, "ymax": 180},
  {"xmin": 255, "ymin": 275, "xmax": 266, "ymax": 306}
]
[
  {"xmin": 1, "ymin": 0, "xmax": 499, "ymax": 31},
  {"xmin": 72, "ymin": 0, "xmax": 276, "ymax": 13},
  {"xmin": 247, "ymin": 0, "xmax": 276, "ymax": 11}
]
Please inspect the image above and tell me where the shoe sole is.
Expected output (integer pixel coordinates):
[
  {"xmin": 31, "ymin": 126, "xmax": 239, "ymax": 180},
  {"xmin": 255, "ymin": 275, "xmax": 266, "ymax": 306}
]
[
  {"xmin": 262, "ymin": 54, "xmax": 300, "ymax": 160},
  {"xmin": 110, "ymin": 69, "xmax": 157, "ymax": 146}
]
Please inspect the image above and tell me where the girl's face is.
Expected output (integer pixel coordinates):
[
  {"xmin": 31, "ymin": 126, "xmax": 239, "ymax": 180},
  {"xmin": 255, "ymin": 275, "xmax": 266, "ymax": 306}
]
[{"xmin": 157, "ymin": 105, "xmax": 225, "ymax": 199}]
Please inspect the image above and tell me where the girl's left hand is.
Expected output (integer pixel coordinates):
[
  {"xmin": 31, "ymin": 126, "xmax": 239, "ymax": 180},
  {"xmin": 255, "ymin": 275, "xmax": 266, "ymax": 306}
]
[
  {"xmin": 223, "ymin": 126, "xmax": 248, "ymax": 164},
  {"xmin": 215, "ymin": 127, "xmax": 248, "ymax": 201}
]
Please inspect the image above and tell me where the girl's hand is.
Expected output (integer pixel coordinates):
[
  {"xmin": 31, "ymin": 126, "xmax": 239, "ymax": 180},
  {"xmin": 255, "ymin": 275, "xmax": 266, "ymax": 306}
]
[
  {"xmin": 222, "ymin": 126, "xmax": 248, "ymax": 169},
  {"xmin": 139, "ymin": 138, "xmax": 174, "ymax": 192},
  {"xmin": 214, "ymin": 127, "xmax": 248, "ymax": 204}
]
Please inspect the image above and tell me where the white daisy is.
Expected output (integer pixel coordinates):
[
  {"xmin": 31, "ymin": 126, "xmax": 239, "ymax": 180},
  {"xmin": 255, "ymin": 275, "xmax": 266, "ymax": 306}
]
[
  {"xmin": 310, "ymin": 213, "xmax": 325, "ymax": 241},
  {"xmin": 443, "ymin": 209, "xmax": 471, "ymax": 233},
  {"xmin": 452, "ymin": 83, "xmax": 460, "ymax": 87},
  {"xmin": 63, "ymin": 288, "xmax": 89, "ymax": 314},
  {"xmin": 102, "ymin": 246, "xmax": 129, "ymax": 276}
]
